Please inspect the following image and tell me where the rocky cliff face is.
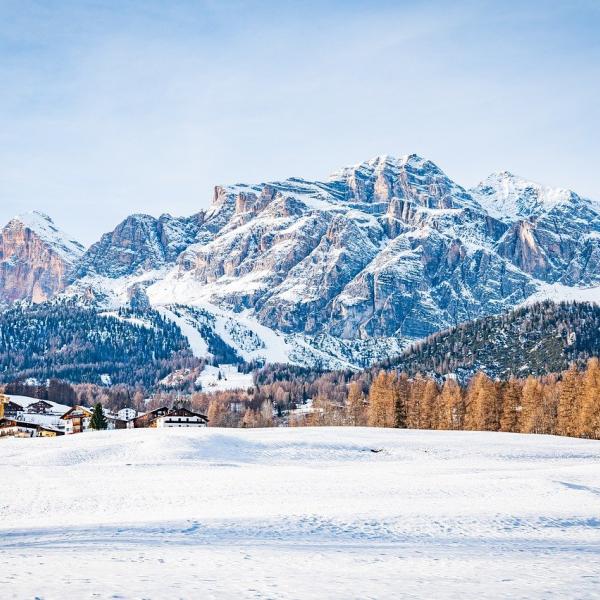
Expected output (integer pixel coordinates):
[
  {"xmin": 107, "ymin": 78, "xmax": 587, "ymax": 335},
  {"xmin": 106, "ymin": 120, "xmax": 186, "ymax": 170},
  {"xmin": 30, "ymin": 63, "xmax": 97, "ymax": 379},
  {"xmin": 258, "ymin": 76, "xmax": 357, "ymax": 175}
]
[
  {"xmin": 73, "ymin": 212, "xmax": 204, "ymax": 279},
  {"xmin": 0, "ymin": 212, "xmax": 84, "ymax": 304},
  {"xmin": 2, "ymin": 155, "xmax": 598, "ymax": 369},
  {"xmin": 161, "ymin": 155, "xmax": 559, "ymax": 341},
  {"xmin": 474, "ymin": 172, "xmax": 600, "ymax": 286}
]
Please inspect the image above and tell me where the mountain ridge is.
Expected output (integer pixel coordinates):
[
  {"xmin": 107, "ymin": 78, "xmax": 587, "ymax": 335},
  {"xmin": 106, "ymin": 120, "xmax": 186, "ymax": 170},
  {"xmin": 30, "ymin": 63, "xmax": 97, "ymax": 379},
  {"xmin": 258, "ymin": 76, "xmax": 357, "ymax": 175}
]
[{"xmin": 1, "ymin": 153, "xmax": 598, "ymax": 371}]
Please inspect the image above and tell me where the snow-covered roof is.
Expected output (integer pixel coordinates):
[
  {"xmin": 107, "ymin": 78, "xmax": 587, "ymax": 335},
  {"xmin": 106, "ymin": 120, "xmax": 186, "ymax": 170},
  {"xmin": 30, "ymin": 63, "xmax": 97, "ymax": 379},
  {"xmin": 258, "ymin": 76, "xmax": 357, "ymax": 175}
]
[{"xmin": 5, "ymin": 395, "xmax": 72, "ymax": 415}]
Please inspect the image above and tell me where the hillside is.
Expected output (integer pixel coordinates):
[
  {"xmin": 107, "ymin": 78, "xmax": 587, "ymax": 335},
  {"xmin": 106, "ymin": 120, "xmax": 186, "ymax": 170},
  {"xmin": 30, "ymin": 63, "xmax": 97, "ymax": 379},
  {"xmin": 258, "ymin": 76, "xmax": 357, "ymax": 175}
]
[
  {"xmin": 388, "ymin": 300, "xmax": 600, "ymax": 380},
  {"xmin": 0, "ymin": 301, "xmax": 197, "ymax": 387},
  {"xmin": 1, "ymin": 427, "xmax": 599, "ymax": 598}
]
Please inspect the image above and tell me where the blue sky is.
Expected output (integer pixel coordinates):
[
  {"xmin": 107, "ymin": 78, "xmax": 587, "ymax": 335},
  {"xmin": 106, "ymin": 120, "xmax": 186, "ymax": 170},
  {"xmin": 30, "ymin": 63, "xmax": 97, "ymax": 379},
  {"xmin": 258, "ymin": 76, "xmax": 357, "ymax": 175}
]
[{"xmin": 1, "ymin": 0, "xmax": 599, "ymax": 244}]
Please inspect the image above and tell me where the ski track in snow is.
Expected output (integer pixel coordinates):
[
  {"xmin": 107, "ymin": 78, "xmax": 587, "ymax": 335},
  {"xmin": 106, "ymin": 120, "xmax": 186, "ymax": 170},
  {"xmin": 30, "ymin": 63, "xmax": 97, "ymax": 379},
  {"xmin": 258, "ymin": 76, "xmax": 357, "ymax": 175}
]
[
  {"xmin": 1, "ymin": 428, "xmax": 599, "ymax": 599},
  {"xmin": 156, "ymin": 306, "xmax": 209, "ymax": 358}
]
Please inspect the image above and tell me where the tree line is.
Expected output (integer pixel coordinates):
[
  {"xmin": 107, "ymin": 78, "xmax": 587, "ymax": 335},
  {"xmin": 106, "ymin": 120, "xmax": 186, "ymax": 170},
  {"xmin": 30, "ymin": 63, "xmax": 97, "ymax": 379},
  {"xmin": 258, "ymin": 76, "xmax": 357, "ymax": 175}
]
[
  {"xmin": 357, "ymin": 359, "xmax": 600, "ymax": 438},
  {"xmin": 188, "ymin": 359, "xmax": 600, "ymax": 439}
]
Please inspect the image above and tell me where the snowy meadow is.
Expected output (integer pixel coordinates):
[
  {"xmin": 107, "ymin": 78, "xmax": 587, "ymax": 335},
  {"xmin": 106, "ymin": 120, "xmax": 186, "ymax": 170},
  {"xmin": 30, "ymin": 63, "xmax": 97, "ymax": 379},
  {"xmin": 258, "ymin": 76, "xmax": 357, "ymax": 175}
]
[{"xmin": 1, "ymin": 428, "xmax": 599, "ymax": 598}]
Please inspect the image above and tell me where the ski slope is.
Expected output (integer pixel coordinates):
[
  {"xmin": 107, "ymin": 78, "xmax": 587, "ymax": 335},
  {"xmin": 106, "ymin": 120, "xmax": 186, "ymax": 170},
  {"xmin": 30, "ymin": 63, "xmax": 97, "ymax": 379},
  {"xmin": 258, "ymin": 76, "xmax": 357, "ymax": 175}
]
[{"xmin": 1, "ymin": 428, "xmax": 599, "ymax": 598}]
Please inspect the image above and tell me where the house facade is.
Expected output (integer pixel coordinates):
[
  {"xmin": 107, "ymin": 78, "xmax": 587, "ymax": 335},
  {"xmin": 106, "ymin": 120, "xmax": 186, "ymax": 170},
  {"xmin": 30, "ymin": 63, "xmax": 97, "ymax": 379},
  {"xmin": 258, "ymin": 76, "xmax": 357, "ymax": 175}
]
[
  {"xmin": 26, "ymin": 400, "xmax": 54, "ymax": 414},
  {"xmin": 3, "ymin": 400, "xmax": 25, "ymax": 419},
  {"xmin": 117, "ymin": 407, "xmax": 137, "ymax": 422},
  {"xmin": 154, "ymin": 407, "xmax": 208, "ymax": 428},
  {"xmin": 36, "ymin": 425, "xmax": 64, "ymax": 437},
  {"xmin": 132, "ymin": 407, "xmax": 169, "ymax": 428},
  {"xmin": 106, "ymin": 414, "xmax": 128, "ymax": 430},
  {"xmin": 60, "ymin": 406, "xmax": 93, "ymax": 434},
  {"xmin": 0, "ymin": 419, "xmax": 42, "ymax": 438},
  {"xmin": 132, "ymin": 406, "xmax": 208, "ymax": 428}
]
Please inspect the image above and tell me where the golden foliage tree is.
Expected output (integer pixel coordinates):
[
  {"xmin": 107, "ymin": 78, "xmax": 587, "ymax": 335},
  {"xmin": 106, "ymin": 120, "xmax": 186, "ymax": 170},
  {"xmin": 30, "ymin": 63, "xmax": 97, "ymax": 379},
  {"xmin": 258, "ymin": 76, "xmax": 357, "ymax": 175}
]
[
  {"xmin": 368, "ymin": 371, "xmax": 393, "ymax": 427},
  {"xmin": 406, "ymin": 375, "xmax": 426, "ymax": 429},
  {"xmin": 499, "ymin": 379, "xmax": 522, "ymax": 433},
  {"xmin": 367, "ymin": 371, "xmax": 407, "ymax": 428},
  {"xmin": 520, "ymin": 376, "xmax": 546, "ymax": 434},
  {"xmin": 579, "ymin": 358, "xmax": 600, "ymax": 439},
  {"xmin": 346, "ymin": 382, "xmax": 366, "ymax": 426},
  {"xmin": 207, "ymin": 399, "xmax": 228, "ymax": 427},
  {"xmin": 465, "ymin": 372, "xmax": 501, "ymax": 431},
  {"xmin": 438, "ymin": 379, "xmax": 464, "ymax": 430},
  {"xmin": 557, "ymin": 365, "xmax": 581, "ymax": 437}
]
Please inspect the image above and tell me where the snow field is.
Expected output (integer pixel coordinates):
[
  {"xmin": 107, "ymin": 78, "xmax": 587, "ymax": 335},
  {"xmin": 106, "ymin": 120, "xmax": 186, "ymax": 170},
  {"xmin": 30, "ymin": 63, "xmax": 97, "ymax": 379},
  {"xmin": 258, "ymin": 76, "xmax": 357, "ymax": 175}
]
[
  {"xmin": 195, "ymin": 364, "xmax": 253, "ymax": 392},
  {"xmin": 1, "ymin": 428, "xmax": 599, "ymax": 598}
]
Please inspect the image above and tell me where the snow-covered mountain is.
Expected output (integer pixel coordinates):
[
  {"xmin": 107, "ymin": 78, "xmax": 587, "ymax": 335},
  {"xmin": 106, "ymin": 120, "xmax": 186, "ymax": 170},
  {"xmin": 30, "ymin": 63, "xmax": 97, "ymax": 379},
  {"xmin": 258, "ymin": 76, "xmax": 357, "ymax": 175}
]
[
  {"xmin": 472, "ymin": 171, "xmax": 576, "ymax": 220},
  {"xmin": 73, "ymin": 212, "xmax": 204, "ymax": 279},
  {"xmin": 1, "ymin": 155, "xmax": 598, "ymax": 370},
  {"xmin": 0, "ymin": 211, "xmax": 84, "ymax": 304},
  {"xmin": 473, "ymin": 171, "xmax": 600, "ymax": 284}
]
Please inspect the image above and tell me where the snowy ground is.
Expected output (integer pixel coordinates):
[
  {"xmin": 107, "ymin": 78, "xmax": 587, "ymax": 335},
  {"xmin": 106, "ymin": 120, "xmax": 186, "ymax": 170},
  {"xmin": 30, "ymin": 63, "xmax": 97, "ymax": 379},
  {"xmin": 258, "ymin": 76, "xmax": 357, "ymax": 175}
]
[
  {"xmin": 1, "ymin": 428, "xmax": 599, "ymax": 599},
  {"xmin": 195, "ymin": 363, "xmax": 254, "ymax": 392}
]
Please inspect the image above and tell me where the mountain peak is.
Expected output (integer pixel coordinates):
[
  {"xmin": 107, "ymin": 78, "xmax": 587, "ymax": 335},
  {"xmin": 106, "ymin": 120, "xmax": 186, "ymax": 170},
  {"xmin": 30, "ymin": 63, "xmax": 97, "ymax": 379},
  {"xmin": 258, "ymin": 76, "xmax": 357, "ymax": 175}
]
[
  {"xmin": 328, "ymin": 153, "xmax": 477, "ymax": 210},
  {"xmin": 10, "ymin": 210, "xmax": 56, "ymax": 232},
  {"xmin": 7, "ymin": 210, "xmax": 85, "ymax": 262},
  {"xmin": 472, "ymin": 171, "xmax": 579, "ymax": 220},
  {"xmin": 0, "ymin": 211, "xmax": 85, "ymax": 304},
  {"xmin": 329, "ymin": 153, "xmax": 428, "ymax": 180}
]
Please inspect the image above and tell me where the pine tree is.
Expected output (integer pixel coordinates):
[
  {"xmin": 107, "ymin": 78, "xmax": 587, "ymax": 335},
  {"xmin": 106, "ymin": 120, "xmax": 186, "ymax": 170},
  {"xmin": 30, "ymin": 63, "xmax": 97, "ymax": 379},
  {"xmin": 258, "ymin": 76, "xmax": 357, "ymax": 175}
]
[{"xmin": 89, "ymin": 402, "xmax": 108, "ymax": 430}]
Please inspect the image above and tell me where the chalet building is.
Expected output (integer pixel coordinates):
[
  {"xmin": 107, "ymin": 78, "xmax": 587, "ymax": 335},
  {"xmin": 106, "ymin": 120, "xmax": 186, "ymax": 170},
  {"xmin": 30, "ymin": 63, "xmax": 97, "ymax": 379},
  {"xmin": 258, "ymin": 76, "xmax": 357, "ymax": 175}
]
[
  {"xmin": 132, "ymin": 407, "xmax": 169, "ymax": 428},
  {"xmin": 0, "ymin": 418, "xmax": 65, "ymax": 437},
  {"xmin": 36, "ymin": 425, "xmax": 65, "ymax": 437},
  {"xmin": 0, "ymin": 418, "xmax": 17, "ymax": 437},
  {"xmin": 0, "ymin": 418, "xmax": 41, "ymax": 438},
  {"xmin": 14, "ymin": 421, "xmax": 38, "ymax": 437},
  {"xmin": 2, "ymin": 402, "xmax": 207, "ymax": 436},
  {"xmin": 61, "ymin": 406, "xmax": 93, "ymax": 434},
  {"xmin": 132, "ymin": 406, "xmax": 208, "ymax": 428},
  {"xmin": 105, "ymin": 414, "xmax": 128, "ymax": 430},
  {"xmin": 26, "ymin": 400, "xmax": 54, "ymax": 414},
  {"xmin": 0, "ymin": 394, "xmax": 9, "ymax": 420},
  {"xmin": 154, "ymin": 407, "xmax": 208, "ymax": 428},
  {"xmin": 3, "ymin": 400, "xmax": 25, "ymax": 419}
]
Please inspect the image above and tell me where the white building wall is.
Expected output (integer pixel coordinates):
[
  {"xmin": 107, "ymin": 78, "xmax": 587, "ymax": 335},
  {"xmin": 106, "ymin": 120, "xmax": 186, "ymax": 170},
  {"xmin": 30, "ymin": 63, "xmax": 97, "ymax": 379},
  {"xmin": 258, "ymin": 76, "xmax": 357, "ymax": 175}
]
[
  {"xmin": 155, "ymin": 416, "xmax": 207, "ymax": 428},
  {"xmin": 118, "ymin": 408, "xmax": 137, "ymax": 421}
]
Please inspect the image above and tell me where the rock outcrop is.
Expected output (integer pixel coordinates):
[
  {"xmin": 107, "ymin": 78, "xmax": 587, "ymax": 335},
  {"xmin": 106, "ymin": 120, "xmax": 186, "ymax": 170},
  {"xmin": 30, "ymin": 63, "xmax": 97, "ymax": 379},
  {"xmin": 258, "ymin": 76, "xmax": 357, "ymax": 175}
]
[
  {"xmin": 73, "ymin": 212, "xmax": 204, "ymax": 279},
  {"xmin": 0, "ymin": 212, "xmax": 84, "ymax": 304}
]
